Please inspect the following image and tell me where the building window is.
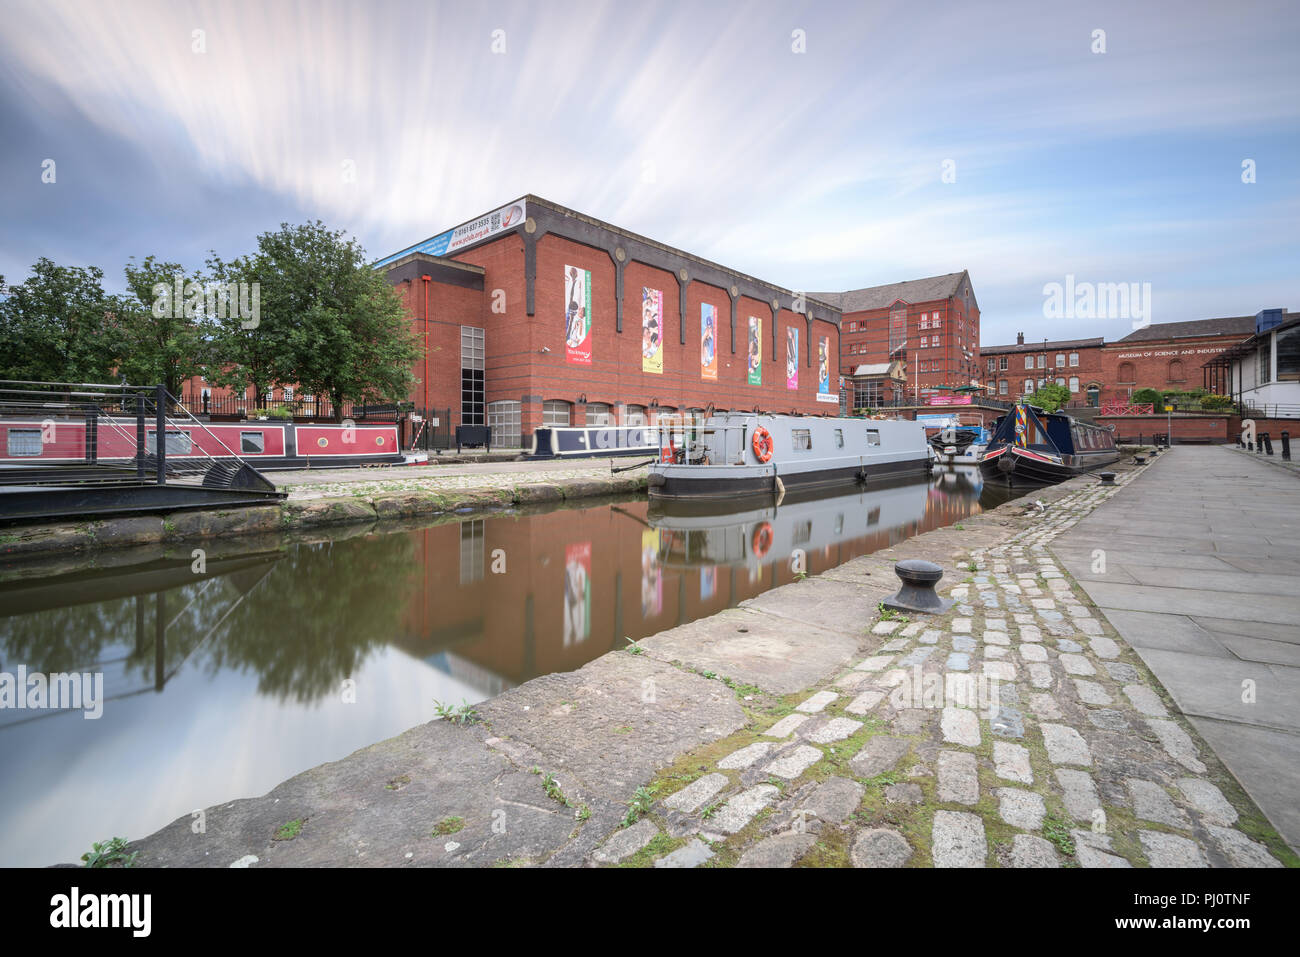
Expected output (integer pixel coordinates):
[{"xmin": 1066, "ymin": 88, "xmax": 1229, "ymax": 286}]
[
  {"xmin": 283, "ymin": 386, "xmax": 293, "ymax": 402},
  {"xmin": 920, "ymin": 316, "xmax": 929, "ymax": 330},
  {"xmin": 461, "ymin": 326, "xmax": 485, "ymax": 426},
  {"xmin": 932, "ymin": 317, "xmax": 941, "ymax": 328},
  {"xmin": 624, "ymin": 404, "xmax": 648, "ymax": 426},
  {"xmin": 1069, "ymin": 352, "xmax": 1079, "ymax": 367},
  {"xmin": 1118, "ymin": 361, "xmax": 1136, "ymax": 384},
  {"xmin": 1278, "ymin": 326, "xmax": 1300, "ymax": 378},
  {"xmin": 7, "ymin": 429, "xmax": 42, "ymax": 456},
  {"xmin": 1087, "ymin": 385, "xmax": 1100, "ymax": 407},
  {"xmin": 542, "ymin": 400, "xmax": 571, "ymax": 427},
  {"xmin": 1258, "ymin": 345, "xmax": 1271, "ymax": 385},
  {"xmin": 1000, "ymin": 356, "xmax": 1008, "ymax": 371},
  {"xmin": 459, "ymin": 519, "xmax": 484, "ymax": 585},
  {"xmin": 1025, "ymin": 356, "xmax": 1033, "ymax": 370},
  {"xmin": 987, "ymin": 358, "xmax": 996, "ymax": 372},
  {"xmin": 1056, "ymin": 353, "xmax": 1065, "ymax": 368},
  {"xmin": 1069, "ymin": 376, "xmax": 1080, "ymax": 393},
  {"xmin": 1055, "ymin": 377, "xmax": 1066, "ymax": 387},
  {"xmin": 488, "ymin": 400, "xmax": 521, "ymax": 448},
  {"xmin": 998, "ymin": 380, "xmax": 1008, "ymax": 395},
  {"xmin": 585, "ymin": 402, "xmax": 611, "ymax": 426},
  {"xmin": 1037, "ymin": 355, "xmax": 1046, "ymax": 369}
]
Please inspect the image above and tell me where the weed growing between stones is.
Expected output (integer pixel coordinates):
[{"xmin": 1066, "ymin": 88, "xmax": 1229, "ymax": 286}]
[
  {"xmin": 274, "ymin": 819, "xmax": 303, "ymax": 841},
  {"xmin": 431, "ymin": 816, "xmax": 465, "ymax": 836}
]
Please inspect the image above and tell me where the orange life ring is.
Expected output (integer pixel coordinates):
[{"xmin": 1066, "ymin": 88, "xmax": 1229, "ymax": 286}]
[
  {"xmin": 752, "ymin": 521, "xmax": 774, "ymax": 559},
  {"xmin": 752, "ymin": 426, "xmax": 774, "ymax": 463}
]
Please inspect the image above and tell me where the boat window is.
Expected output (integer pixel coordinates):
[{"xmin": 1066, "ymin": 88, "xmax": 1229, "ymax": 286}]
[
  {"xmin": 791, "ymin": 429, "xmax": 812, "ymax": 451},
  {"xmin": 793, "ymin": 520, "xmax": 812, "ymax": 545},
  {"xmin": 834, "ymin": 429, "xmax": 844, "ymax": 448},
  {"xmin": 240, "ymin": 431, "xmax": 265, "ymax": 454},
  {"xmin": 866, "ymin": 429, "xmax": 881, "ymax": 447},
  {"xmin": 145, "ymin": 430, "xmax": 193, "ymax": 455},
  {"xmin": 7, "ymin": 429, "xmax": 42, "ymax": 456}
]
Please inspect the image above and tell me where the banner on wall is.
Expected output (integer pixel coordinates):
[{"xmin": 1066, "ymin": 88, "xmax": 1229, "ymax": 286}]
[
  {"xmin": 373, "ymin": 199, "xmax": 527, "ymax": 268},
  {"xmin": 642, "ymin": 287, "xmax": 663, "ymax": 374},
  {"xmin": 816, "ymin": 336, "xmax": 838, "ymax": 402},
  {"xmin": 786, "ymin": 327, "xmax": 799, "ymax": 390},
  {"xmin": 701, "ymin": 303, "xmax": 718, "ymax": 381},
  {"xmin": 565, "ymin": 265, "xmax": 592, "ymax": 366},
  {"xmin": 747, "ymin": 317, "xmax": 762, "ymax": 385},
  {"xmin": 563, "ymin": 542, "xmax": 591, "ymax": 645}
]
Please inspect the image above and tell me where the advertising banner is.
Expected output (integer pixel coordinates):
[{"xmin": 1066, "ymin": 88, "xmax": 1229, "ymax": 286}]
[
  {"xmin": 642, "ymin": 287, "xmax": 663, "ymax": 374},
  {"xmin": 818, "ymin": 337, "xmax": 831, "ymax": 395},
  {"xmin": 374, "ymin": 199, "xmax": 527, "ymax": 268},
  {"xmin": 786, "ymin": 326, "xmax": 799, "ymax": 390},
  {"xmin": 701, "ymin": 303, "xmax": 718, "ymax": 380},
  {"xmin": 565, "ymin": 266, "xmax": 592, "ymax": 366},
  {"xmin": 747, "ymin": 317, "xmax": 762, "ymax": 385},
  {"xmin": 563, "ymin": 542, "xmax": 591, "ymax": 645}
]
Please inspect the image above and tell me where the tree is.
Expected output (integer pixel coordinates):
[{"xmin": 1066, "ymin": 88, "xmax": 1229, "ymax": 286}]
[
  {"xmin": 1130, "ymin": 387, "xmax": 1162, "ymax": 408},
  {"xmin": 203, "ymin": 250, "xmax": 283, "ymax": 407},
  {"xmin": 0, "ymin": 258, "xmax": 119, "ymax": 384},
  {"xmin": 115, "ymin": 256, "xmax": 210, "ymax": 398},
  {"xmin": 251, "ymin": 222, "xmax": 419, "ymax": 421},
  {"xmin": 1025, "ymin": 383, "xmax": 1071, "ymax": 412}
]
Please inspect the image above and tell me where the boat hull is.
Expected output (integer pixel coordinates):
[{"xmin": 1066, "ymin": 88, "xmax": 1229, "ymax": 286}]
[
  {"xmin": 647, "ymin": 456, "xmax": 931, "ymax": 502},
  {"xmin": 979, "ymin": 444, "xmax": 1120, "ymax": 485}
]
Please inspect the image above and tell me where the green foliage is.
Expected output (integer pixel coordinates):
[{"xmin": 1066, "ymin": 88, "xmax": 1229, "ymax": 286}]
[
  {"xmin": 431, "ymin": 816, "xmax": 465, "ymax": 836},
  {"xmin": 115, "ymin": 255, "xmax": 210, "ymax": 397},
  {"xmin": 624, "ymin": 636, "xmax": 644, "ymax": 655},
  {"xmin": 0, "ymin": 259, "xmax": 120, "ymax": 383},
  {"xmin": 1199, "ymin": 393, "xmax": 1233, "ymax": 411},
  {"xmin": 432, "ymin": 698, "xmax": 480, "ymax": 725},
  {"xmin": 249, "ymin": 221, "xmax": 421, "ymax": 422},
  {"xmin": 274, "ymin": 819, "xmax": 303, "ymax": 841},
  {"xmin": 621, "ymin": 786, "xmax": 656, "ymax": 827},
  {"xmin": 1025, "ymin": 383, "xmax": 1071, "ymax": 413},
  {"xmin": 876, "ymin": 602, "xmax": 909, "ymax": 622},
  {"xmin": 1130, "ymin": 388, "xmax": 1163, "ymax": 407},
  {"xmin": 1042, "ymin": 815, "xmax": 1076, "ymax": 857},
  {"xmin": 81, "ymin": 837, "xmax": 138, "ymax": 868}
]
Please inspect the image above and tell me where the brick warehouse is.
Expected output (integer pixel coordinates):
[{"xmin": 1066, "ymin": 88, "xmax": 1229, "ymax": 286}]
[
  {"xmin": 379, "ymin": 196, "xmax": 844, "ymax": 447},
  {"xmin": 979, "ymin": 315, "xmax": 1274, "ymax": 407}
]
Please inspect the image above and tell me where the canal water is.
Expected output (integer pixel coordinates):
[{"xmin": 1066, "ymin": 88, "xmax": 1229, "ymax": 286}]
[{"xmin": 0, "ymin": 466, "xmax": 1023, "ymax": 866}]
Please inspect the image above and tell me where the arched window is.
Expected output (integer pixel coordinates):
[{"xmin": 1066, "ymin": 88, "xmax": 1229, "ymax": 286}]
[
  {"xmin": 585, "ymin": 402, "xmax": 611, "ymax": 426},
  {"xmin": 542, "ymin": 400, "xmax": 571, "ymax": 427},
  {"xmin": 1118, "ymin": 362, "xmax": 1136, "ymax": 384},
  {"xmin": 1167, "ymin": 359, "xmax": 1185, "ymax": 382},
  {"xmin": 1086, "ymin": 384, "xmax": 1100, "ymax": 407},
  {"xmin": 624, "ymin": 404, "xmax": 648, "ymax": 426}
]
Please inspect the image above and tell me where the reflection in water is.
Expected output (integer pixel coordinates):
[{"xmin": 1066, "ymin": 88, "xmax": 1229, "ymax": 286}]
[{"xmin": 0, "ymin": 467, "xmax": 1018, "ymax": 865}]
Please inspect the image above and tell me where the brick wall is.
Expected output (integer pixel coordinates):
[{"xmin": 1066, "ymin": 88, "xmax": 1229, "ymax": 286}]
[{"xmin": 841, "ymin": 297, "xmax": 981, "ymax": 395}]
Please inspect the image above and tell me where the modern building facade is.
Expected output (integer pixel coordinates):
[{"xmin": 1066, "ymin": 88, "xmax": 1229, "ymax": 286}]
[{"xmin": 379, "ymin": 196, "xmax": 844, "ymax": 446}]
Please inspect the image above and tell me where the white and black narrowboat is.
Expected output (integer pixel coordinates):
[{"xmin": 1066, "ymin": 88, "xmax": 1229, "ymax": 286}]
[
  {"xmin": 646, "ymin": 412, "xmax": 931, "ymax": 502},
  {"xmin": 978, "ymin": 404, "xmax": 1119, "ymax": 485}
]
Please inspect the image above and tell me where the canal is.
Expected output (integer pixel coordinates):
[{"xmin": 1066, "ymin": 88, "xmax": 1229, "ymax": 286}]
[{"xmin": 0, "ymin": 466, "xmax": 1023, "ymax": 866}]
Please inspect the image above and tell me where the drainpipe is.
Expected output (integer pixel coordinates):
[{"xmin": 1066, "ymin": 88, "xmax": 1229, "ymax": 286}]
[{"xmin": 422, "ymin": 275, "xmax": 432, "ymax": 413}]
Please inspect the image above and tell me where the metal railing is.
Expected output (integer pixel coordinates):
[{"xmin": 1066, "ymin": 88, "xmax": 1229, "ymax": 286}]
[
  {"xmin": 0, "ymin": 380, "xmax": 272, "ymax": 489},
  {"xmin": 180, "ymin": 391, "xmax": 401, "ymax": 422}
]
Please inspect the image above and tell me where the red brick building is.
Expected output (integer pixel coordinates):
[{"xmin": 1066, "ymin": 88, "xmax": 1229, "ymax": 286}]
[
  {"xmin": 380, "ymin": 196, "xmax": 843, "ymax": 446},
  {"xmin": 978, "ymin": 316, "xmax": 1260, "ymax": 407},
  {"xmin": 979, "ymin": 333, "xmax": 1106, "ymax": 405},
  {"xmin": 812, "ymin": 271, "xmax": 982, "ymax": 405}
]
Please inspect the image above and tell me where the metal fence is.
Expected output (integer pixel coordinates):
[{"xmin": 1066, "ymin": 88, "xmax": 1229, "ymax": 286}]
[{"xmin": 180, "ymin": 391, "xmax": 402, "ymax": 422}]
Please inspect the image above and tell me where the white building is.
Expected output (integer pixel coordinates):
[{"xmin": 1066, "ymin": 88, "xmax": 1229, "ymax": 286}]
[{"xmin": 1210, "ymin": 309, "xmax": 1300, "ymax": 417}]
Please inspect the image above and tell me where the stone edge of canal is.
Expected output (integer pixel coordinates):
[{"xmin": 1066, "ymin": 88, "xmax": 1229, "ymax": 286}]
[{"xmin": 0, "ymin": 473, "xmax": 650, "ymax": 562}]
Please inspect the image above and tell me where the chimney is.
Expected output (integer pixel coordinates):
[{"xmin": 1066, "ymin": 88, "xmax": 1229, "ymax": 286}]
[{"xmin": 1016, "ymin": 332, "xmax": 1024, "ymax": 345}]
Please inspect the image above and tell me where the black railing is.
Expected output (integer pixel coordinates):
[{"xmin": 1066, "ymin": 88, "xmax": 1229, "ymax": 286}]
[{"xmin": 181, "ymin": 391, "xmax": 401, "ymax": 422}]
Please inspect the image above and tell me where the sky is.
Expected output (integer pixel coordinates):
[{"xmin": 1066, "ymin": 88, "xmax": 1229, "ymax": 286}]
[{"xmin": 0, "ymin": 0, "xmax": 1296, "ymax": 347}]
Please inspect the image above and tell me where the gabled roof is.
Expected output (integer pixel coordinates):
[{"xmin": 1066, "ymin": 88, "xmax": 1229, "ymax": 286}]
[
  {"xmin": 982, "ymin": 337, "xmax": 1104, "ymax": 355},
  {"xmin": 1115, "ymin": 315, "xmax": 1258, "ymax": 343},
  {"xmin": 810, "ymin": 271, "xmax": 975, "ymax": 314}
]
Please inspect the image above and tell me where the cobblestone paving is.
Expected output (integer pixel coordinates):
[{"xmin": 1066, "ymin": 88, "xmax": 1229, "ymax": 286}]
[{"xmin": 587, "ymin": 471, "xmax": 1291, "ymax": 868}]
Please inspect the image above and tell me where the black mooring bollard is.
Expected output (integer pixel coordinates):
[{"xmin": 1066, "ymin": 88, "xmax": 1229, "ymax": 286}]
[
  {"xmin": 1133, "ymin": 455, "xmax": 1146, "ymax": 465},
  {"xmin": 1282, "ymin": 431, "xmax": 1291, "ymax": 461},
  {"xmin": 1100, "ymin": 472, "xmax": 1117, "ymax": 485},
  {"xmin": 1264, "ymin": 433, "xmax": 1274, "ymax": 456},
  {"xmin": 1256, "ymin": 437, "xmax": 1263, "ymax": 453},
  {"xmin": 882, "ymin": 560, "xmax": 954, "ymax": 615}
]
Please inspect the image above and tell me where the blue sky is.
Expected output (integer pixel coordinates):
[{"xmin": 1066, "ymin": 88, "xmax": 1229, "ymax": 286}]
[{"xmin": 1, "ymin": 0, "xmax": 1296, "ymax": 346}]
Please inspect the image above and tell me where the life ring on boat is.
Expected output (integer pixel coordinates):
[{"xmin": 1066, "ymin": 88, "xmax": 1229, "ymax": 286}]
[
  {"xmin": 752, "ymin": 522, "xmax": 774, "ymax": 559},
  {"xmin": 752, "ymin": 427, "xmax": 774, "ymax": 463}
]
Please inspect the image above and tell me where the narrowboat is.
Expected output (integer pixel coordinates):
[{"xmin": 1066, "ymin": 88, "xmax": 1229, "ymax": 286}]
[
  {"xmin": 527, "ymin": 423, "xmax": 657, "ymax": 459},
  {"xmin": 646, "ymin": 412, "xmax": 930, "ymax": 502},
  {"xmin": 978, "ymin": 404, "xmax": 1119, "ymax": 485},
  {"xmin": 0, "ymin": 417, "xmax": 407, "ymax": 471}
]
